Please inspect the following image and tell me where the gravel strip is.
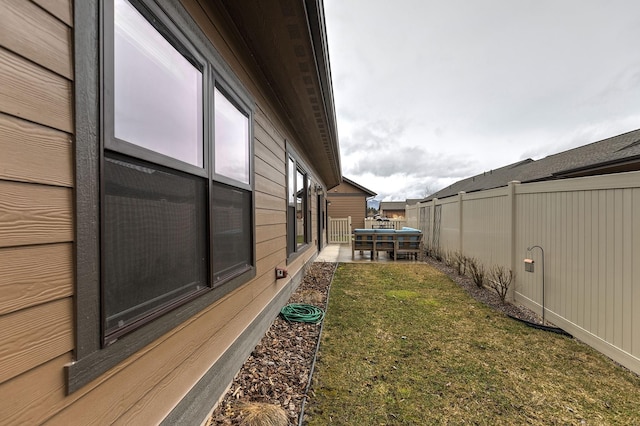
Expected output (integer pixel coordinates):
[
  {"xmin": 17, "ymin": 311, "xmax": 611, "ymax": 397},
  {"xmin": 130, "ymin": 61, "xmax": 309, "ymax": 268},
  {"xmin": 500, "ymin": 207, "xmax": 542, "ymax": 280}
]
[{"xmin": 208, "ymin": 262, "xmax": 335, "ymax": 425}]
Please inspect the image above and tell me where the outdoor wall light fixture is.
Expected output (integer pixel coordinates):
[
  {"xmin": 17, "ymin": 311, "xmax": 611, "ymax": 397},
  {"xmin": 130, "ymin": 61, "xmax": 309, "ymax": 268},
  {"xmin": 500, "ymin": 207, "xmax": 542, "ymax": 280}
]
[{"xmin": 525, "ymin": 245, "xmax": 545, "ymax": 325}]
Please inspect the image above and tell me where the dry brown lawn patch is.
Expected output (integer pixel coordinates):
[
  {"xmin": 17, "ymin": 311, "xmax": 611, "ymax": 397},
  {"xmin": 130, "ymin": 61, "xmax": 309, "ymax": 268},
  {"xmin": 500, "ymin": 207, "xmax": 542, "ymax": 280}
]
[{"xmin": 304, "ymin": 263, "xmax": 640, "ymax": 425}]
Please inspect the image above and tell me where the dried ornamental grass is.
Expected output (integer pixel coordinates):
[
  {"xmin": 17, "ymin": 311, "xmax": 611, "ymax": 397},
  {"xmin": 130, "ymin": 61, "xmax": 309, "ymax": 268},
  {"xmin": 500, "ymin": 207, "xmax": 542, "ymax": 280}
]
[{"xmin": 238, "ymin": 402, "xmax": 288, "ymax": 426}]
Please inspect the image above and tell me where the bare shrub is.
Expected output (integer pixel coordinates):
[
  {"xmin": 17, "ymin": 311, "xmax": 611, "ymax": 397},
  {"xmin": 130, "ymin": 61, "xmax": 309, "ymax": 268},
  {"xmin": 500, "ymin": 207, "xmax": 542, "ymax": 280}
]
[
  {"xmin": 427, "ymin": 247, "xmax": 445, "ymax": 262},
  {"xmin": 443, "ymin": 251, "xmax": 456, "ymax": 268},
  {"xmin": 432, "ymin": 247, "xmax": 444, "ymax": 261},
  {"xmin": 467, "ymin": 258, "xmax": 485, "ymax": 288},
  {"xmin": 452, "ymin": 251, "xmax": 470, "ymax": 276},
  {"xmin": 487, "ymin": 265, "xmax": 514, "ymax": 302}
]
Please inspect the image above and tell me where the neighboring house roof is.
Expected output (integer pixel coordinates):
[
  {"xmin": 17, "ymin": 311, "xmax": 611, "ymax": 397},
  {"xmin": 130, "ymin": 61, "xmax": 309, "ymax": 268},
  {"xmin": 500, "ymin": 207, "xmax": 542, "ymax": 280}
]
[
  {"xmin": 332, "ymin": 177, "xmax": 376, "ymax": 196},
  {"xmin": 427, "ymin": 129, "xmax": 640, "ymax": 200},
  {"xmin": 220, "ymin": 0, "xmax": 341, "ymax": 188},
  {"xmin": 380, "ymin": 201, "xmax": 407, "ymax": 210}
]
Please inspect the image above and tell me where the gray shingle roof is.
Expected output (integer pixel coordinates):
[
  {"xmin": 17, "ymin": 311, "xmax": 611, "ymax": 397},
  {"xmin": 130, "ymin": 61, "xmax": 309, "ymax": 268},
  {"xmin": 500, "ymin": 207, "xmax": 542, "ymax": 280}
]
[
  {"xmin": 380, "ymin": 201, "xmax": 407, "ymax": 210},
  {"xmin": 427, "ymin": 128, "xmax": 640, "ymax": 200}
]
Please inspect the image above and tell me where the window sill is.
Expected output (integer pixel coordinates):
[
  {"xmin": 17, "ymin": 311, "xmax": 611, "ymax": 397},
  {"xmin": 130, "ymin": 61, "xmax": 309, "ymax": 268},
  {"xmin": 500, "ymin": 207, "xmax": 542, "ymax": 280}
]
[{"xmin": 66, "ymin": 266, "xmax": 255, "ymax": 394}]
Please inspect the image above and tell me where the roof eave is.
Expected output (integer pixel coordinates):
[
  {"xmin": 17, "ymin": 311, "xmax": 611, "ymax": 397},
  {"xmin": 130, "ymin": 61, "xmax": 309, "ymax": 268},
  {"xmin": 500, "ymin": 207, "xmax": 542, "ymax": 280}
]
[{"xmin": 219, "ymin": 0, "xmax": 341, "ymax": 188}]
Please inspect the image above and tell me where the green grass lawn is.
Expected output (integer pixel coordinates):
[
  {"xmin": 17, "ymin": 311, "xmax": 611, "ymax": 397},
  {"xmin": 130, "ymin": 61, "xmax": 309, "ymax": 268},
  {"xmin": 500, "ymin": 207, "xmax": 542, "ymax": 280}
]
[{"xmin": 304, "ymin": 263, "xmax": 640, "ymax": 425}]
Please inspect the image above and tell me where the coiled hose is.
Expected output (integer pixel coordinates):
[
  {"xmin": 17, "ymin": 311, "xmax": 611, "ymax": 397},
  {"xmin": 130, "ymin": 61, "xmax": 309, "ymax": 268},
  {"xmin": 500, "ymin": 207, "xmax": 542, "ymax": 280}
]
[{"xmin": 280, "ymin": 303, "xmax": 325, "ymax": 324}]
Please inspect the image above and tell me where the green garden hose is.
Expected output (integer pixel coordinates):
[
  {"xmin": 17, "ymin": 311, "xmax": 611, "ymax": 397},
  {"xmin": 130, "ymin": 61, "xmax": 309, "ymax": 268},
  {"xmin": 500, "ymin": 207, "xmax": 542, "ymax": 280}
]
[{"xmin": 280, "ymin": 303, "xmax": 325, "ymax": 324}]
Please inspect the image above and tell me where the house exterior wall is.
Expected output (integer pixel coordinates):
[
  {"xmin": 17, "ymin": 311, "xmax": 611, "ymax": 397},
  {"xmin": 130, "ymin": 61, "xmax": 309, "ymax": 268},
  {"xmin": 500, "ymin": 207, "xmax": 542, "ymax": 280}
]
[
  {"xmin": 0, "ymin": 0, "xmax": 331, "ymax": 423},
  {"xmin": 328, "ymin": 196, "xmax": 366, "ymax": 229},
  {"xmin": 415, "ymin": 172, "xmax": 640, "ymax": 375},
  {"xmin": 0, "ymin": 0, "xmax": 75, "ymax": 423},
  {"xmin": 327, "ymin": 181, "xmax": 369, "ymax": 229},
  {"xmin": 380, "ymin": 209, "xmax": 405, "ymax": 219}
]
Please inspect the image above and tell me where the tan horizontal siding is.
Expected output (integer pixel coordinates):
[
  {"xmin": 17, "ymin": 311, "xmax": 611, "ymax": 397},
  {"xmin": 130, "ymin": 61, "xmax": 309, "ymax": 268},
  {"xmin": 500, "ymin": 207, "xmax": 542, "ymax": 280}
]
[
  {"xmin": 254, "ymin": 127, "xmax": 285, "ymax": 169},
  {"xmin": 0, "ymin": 113, "xmax": 73, "ymax": 186},
  {"xmin": 0, "ymin": 181, "xmax": 73, "ymax": 248},
  {"xmin": 328, "ymin": 196, "xmax": 366, "ymax": 229},
  {"xmin": 32, "ymin": 0, "xmax": 73, "ymax": 27},
  {"xmin": 113, "ymin": 272, "xmax": 290, "ymax": 424},
  {"xmin": 255, "ymin": 191, "xmax": 285, "ymax": 212},
  {"xmin": 255, "ymin": 249, "xmax": 286, "ymax": 281},
  {"xmin": 255, "ymin": 222, "xmax": 285, "ymax": 246},
  {"xmin": 48, "ymin": 272, "xmax": 288, "ymax": 424},
  {"xmin": 256, "ymin": 235, "xmax": 286, "ymax": 261},
  {"xmin": 255, "ymin": 156, "xmax": 285, "ymax": 188},
  {"xmin": 0, "ymin": 353, "xmax": 72, "ymax": 425},
  {"xmin": 0, "ymin": 298, "xmax": 73, "ymax": 385},
  {"xmin": 255, "ymin": 175, "xmax": 285, "ymax": 202},
  {"xmin": 0, "ymin": 0, "xmax": 75, "ymax": 422},
  {"xmin": 0, "ymin": 0, "xmax": 73, "ymax": 79},
  {"xmin": 254, "ymin": 108, "xmax": 285, "ymax": 156},
  {"xmin": 0, "ymin": 243, "xmax": 73, "ymax": 315},
  {"xmin": 255, "ymin": 210, "xmax": 286, "ymax": 227},
  {"xmin": 0, "ymin": 47, "xmax": 72, "ymax": 133}
]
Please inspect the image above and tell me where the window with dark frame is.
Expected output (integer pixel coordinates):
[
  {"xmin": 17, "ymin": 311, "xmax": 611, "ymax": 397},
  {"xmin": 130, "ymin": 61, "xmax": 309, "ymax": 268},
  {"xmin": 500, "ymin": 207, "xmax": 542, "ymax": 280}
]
[
  {"xmin": 287, "ymin": 153, "xmax": 311, "ymax": 257},
  {"xmin": 69, "ymin": 0, "xmax": 257, "ymax": 394},
  {"xmin": 103, "ymin": 0, "xmax": 254, "ymax": 343}
]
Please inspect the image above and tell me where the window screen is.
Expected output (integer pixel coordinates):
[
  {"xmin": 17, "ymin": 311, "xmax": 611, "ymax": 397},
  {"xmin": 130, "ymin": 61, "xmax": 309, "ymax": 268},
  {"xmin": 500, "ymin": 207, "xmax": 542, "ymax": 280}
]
[
  {"xmin": 103, "ymin": 155, "xmax": 207, "ymax": 338},
  {"xmin": 212, "ymin": 182, "xmax": 252, "ymax": 284}
]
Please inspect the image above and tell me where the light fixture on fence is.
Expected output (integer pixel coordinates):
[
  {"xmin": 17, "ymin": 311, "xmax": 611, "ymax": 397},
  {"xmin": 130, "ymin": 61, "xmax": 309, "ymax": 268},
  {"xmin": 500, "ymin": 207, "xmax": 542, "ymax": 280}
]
[
  {"xmin": 525, "ymin": 245, "xmax": 545, "ymax": 325},
  {"xmin": 524, "ymin": 258, "xmax": 534, "ymax": 273}
]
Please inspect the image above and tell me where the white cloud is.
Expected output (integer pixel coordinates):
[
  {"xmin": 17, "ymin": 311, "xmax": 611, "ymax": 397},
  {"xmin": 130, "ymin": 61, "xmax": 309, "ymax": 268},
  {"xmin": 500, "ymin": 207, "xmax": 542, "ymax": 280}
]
[{"xmin": 325, "ymin": 0, "xmax": 640, "ymax": 200}]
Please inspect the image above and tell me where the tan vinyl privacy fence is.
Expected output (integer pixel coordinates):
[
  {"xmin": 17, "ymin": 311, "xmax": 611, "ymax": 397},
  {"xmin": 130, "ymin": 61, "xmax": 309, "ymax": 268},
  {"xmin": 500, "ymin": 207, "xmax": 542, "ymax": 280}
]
[{"xmin": 407, "ymin": 171, "xmax": 640, "ymax": 375}]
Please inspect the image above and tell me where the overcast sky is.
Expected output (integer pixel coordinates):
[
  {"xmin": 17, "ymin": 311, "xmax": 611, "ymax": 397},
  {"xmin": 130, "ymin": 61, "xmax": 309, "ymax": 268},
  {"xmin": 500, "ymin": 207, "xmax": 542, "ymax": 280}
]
[{"xmin": 324, "ymin": 0, "xmax": 640, "ymax": 201}]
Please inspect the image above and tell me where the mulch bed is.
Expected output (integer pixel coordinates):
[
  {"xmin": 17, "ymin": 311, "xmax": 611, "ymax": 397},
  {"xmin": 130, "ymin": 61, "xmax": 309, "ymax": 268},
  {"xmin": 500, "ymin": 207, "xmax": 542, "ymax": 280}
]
[
  {"xmin": 207, "ymin": 257, "xmax": 541, "ymax": 425},
  {"xmin": 208, "ymin": 261, "xmax": 336, "ymax": 425}
]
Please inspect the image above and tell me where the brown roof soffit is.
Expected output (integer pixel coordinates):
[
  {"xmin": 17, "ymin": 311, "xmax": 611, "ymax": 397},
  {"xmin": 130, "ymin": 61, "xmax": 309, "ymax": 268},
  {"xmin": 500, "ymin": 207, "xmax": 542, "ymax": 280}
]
[
  {"xmin": 304, "ymin": 0, "xmax": 342, "ymax": 187},
  {"xmin": 219, "ymin": 0, "xmax": 341, "ymax": 188}
]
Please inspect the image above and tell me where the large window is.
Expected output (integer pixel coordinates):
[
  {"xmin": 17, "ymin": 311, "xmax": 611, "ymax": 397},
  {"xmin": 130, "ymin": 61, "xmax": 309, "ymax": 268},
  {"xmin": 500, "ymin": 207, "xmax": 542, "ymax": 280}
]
[
  {"xmin": 287, "ymin": 153, "xmax": 311, "ymax": 257},
  {"xmin": 104, "ymin": 0, "xmax": 253, "ymax": 343},
  {"xmin": 71, "ymin": 0, "xmax": 256, "ymax": 394}
]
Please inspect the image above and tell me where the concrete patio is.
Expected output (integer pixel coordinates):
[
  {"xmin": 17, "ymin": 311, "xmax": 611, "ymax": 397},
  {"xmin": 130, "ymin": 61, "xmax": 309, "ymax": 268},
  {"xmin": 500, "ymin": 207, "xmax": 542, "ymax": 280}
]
[{"xmin": 315, "ymin": 243, "xmax": 424, "ymax": 264}]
